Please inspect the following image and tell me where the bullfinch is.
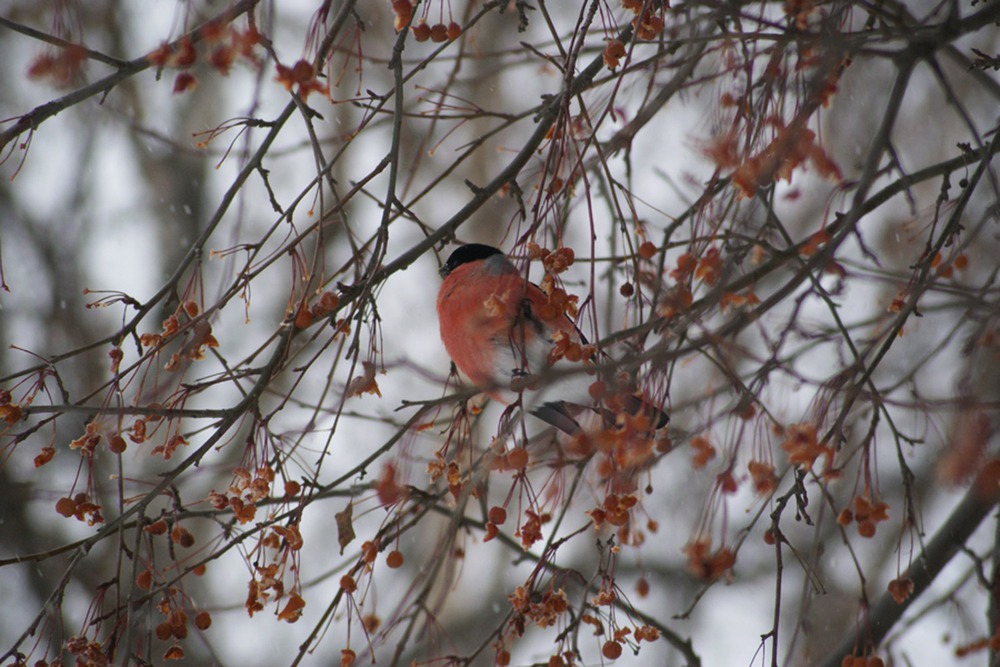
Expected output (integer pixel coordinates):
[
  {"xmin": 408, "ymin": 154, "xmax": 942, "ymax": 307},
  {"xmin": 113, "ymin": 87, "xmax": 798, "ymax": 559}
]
[{"xmin": 436, "ymin": 243, "xmax": 668, "ymax": 434}]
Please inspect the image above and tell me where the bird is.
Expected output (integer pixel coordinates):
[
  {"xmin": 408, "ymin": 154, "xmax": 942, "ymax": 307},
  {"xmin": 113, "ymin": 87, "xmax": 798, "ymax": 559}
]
[{"xmin": 436, "ymin": 243, "xmax": 668, "ymax": 435}]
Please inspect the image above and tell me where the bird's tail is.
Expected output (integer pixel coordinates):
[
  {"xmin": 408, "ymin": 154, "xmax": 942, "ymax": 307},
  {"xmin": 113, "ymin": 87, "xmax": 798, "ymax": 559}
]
[{"xmin": 531, "ymin": 393, "xmax": 668, "ymax": 436}]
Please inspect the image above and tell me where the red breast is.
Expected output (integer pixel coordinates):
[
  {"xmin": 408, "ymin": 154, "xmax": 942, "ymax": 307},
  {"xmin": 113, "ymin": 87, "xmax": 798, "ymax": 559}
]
[{"xmin": 437, "ymin": 247, "xmax": 530, "ymax": 402}]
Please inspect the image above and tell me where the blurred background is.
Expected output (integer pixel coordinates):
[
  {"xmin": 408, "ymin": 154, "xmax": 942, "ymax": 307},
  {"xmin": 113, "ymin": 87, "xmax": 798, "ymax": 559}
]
[{"xmin": 2, "ymin": 1, "xmax": 1000, "ymax": 665}]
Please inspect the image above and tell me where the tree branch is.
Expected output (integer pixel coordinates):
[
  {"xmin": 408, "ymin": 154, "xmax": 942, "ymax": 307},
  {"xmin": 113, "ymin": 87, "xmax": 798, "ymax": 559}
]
[{"xmin": 820, "ymin": 486, "xmax": 1000, "ymax": 666}]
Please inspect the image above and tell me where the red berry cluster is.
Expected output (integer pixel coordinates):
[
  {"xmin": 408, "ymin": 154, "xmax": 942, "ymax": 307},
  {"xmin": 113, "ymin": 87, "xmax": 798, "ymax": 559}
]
[
  {"xmin": 411, "ymin": 19, "xmax": 462, "ymax": 43},
  {"xmin": 391, "ymin": 1, "xmax": 462, "ymax": 41}
]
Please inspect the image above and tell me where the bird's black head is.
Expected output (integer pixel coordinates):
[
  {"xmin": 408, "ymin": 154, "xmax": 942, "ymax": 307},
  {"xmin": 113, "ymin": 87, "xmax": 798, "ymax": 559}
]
[{"xmin": 439, "ymin": 243, "xmax": 503, "ymax": 278}]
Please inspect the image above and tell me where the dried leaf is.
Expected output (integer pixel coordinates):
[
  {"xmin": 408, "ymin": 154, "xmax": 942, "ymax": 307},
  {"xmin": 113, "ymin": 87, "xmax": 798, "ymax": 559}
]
[{"xmin": 336, "ymin": 503, "xmax": 355, "ymax": 554}]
